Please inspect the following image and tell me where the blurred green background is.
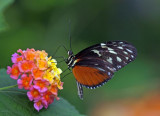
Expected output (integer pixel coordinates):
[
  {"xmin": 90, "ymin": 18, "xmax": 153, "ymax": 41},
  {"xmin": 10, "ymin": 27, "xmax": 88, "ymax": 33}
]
[{"xmin": 1, "ymin": 0, "xmax": 160, "ymax": 115}]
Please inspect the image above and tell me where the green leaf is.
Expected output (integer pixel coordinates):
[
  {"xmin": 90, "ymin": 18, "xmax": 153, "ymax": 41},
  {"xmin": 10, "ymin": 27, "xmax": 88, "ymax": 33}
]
[
  {"xmin": 0, "ymin": 69, "xmax": 84, "ymax": 116},
  {"xmin": 0, "ymin": 0, "xmax": 14, "ymax": 31}
]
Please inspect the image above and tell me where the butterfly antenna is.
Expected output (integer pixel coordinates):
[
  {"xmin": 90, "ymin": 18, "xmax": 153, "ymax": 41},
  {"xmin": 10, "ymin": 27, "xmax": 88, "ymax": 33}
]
[
  {"xmin": 69, "ymin": 19, "xmax": 72, "ymax": 52},
  {"xmin": 53, "ymin": 45, "xmax": 68, "ymax": 57}
]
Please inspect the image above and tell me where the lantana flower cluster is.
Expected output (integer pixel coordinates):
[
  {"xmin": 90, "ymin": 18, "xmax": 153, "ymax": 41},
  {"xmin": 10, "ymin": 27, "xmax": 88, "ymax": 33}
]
[{"xmin": 7, "ymin": 48, "xmax": 63, "ymax": 111}]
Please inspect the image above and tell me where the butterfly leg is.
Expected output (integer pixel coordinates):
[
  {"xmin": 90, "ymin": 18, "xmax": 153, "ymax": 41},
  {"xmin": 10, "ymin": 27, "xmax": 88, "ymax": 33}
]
[{"xmin": 76, "ymin": 81, "xmax": 83, "ymax": 100}]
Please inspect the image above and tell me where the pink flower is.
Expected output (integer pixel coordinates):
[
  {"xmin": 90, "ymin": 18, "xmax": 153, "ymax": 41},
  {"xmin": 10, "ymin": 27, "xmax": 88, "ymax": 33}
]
[
  {"xmin": 42, "ymin": 91, "xmax": 54, "ymax": 108},
  {"xmin": 34, "ymin": 99, "xmax": 44, "ymax": 112},
  {"xmin": 11, "ymin": 53, "xmax": 23, "ymax": 63},
  {"xmin": 33, "ymin": 80, "xmax": 49, "ymax": 93},
  {"xmin": 17, "ymin": 49, "xmax": 24, "ymax": 55},
  {"xmin": 27, "ymin": 87, "xmax": 41, "ymax": 101},
  {"xmin": 7, "ymin": 64, "xmax": 20, "ymax": 80},
  {"xmin": 17, "ymin": 74, "xmax": 33, "ymax": 90}
]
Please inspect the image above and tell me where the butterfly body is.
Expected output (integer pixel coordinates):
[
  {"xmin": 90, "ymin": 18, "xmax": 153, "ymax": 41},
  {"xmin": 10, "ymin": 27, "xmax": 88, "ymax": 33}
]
[{"xmin": 66, "ymin": 41, "xmax": 137, "ymax": 99}]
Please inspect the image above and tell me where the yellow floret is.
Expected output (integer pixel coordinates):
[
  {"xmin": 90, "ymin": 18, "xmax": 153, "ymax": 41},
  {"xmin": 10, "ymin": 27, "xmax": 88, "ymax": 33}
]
[{"xmin": 43, "ymin": 70, "xmax": 54, "ymax": 84}]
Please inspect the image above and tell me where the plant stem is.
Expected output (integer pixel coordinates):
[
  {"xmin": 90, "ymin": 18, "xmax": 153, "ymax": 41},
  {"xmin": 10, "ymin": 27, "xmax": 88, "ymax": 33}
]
[{"xmin": 0, "ymin": 84, "xmax": 18, "ymax": 91}]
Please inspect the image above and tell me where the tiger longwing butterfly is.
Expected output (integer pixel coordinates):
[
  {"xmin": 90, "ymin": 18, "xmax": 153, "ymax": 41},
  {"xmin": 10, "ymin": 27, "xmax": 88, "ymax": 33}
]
[{"xmin": 66, "ymin": 41, "xmax": 137, "ymax": 99}]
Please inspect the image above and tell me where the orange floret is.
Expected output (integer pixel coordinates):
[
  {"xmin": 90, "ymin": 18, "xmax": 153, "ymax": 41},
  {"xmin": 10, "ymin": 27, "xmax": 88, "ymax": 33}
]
[
  {"xmin": 24, "ymin": 48, "xmax": 36, "ymax": 61},
  {"xmin": 18, "ymin": 60, "xmax": 35, "ymax": 72}
]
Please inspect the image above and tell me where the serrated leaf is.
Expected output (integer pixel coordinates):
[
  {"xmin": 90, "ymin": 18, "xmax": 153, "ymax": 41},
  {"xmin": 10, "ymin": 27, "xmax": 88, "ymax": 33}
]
[
  {"xmin": 0, "ymin": 0, "xmax": 14, "ymax": 31},
  {"xmin": 0, "ymin": 69, "xmax": 84, "ymax": 116}
]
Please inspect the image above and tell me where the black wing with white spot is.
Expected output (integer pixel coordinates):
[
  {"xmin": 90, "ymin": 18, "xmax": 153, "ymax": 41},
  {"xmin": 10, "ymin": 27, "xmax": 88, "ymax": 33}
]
[{"xmin": 75, "ymin": 41, "xmax": 137, "ymax": 72}]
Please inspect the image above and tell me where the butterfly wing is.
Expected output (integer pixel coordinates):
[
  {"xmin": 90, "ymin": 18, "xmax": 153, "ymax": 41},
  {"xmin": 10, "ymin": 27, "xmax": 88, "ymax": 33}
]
[
  {"xmin": 73, "ymin": 58, "xmax": 114, "ymax": 88},
  {"xmin": 75, "ymin": 41, "xmax": 137, "ymax": 71},
  {"xmin": 76, "ymin": 81, "xmax": 83, "ymax": 100},
  {"xmin": 73, "ymin": 41, "xmax": 137, "ymax": 88}
]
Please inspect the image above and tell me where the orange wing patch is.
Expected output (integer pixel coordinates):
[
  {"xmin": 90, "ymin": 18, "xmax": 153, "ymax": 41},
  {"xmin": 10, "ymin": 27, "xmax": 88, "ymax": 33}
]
[{"xmin": 72, "ymin": 66, "xmax": 109, "ymax": 87}]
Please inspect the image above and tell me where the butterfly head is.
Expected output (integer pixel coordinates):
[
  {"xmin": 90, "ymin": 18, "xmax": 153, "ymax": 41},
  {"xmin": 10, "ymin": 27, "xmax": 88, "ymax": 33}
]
[{"xmin": 68, "ymin": 50, "xmax": 73, "ymax": 56}]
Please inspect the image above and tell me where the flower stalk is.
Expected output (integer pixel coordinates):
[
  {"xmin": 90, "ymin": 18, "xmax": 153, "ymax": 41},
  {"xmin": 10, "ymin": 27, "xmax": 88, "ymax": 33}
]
[{"xmin": 0, "ymin": 84, "xmax": 18, "ymax": 91}]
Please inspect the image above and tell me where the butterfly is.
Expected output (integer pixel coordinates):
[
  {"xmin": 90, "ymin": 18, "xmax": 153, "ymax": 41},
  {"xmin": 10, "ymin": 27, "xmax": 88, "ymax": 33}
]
[{"xmin": 66, "ymin": 41, "xmax": 137, "ymax": 99}]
